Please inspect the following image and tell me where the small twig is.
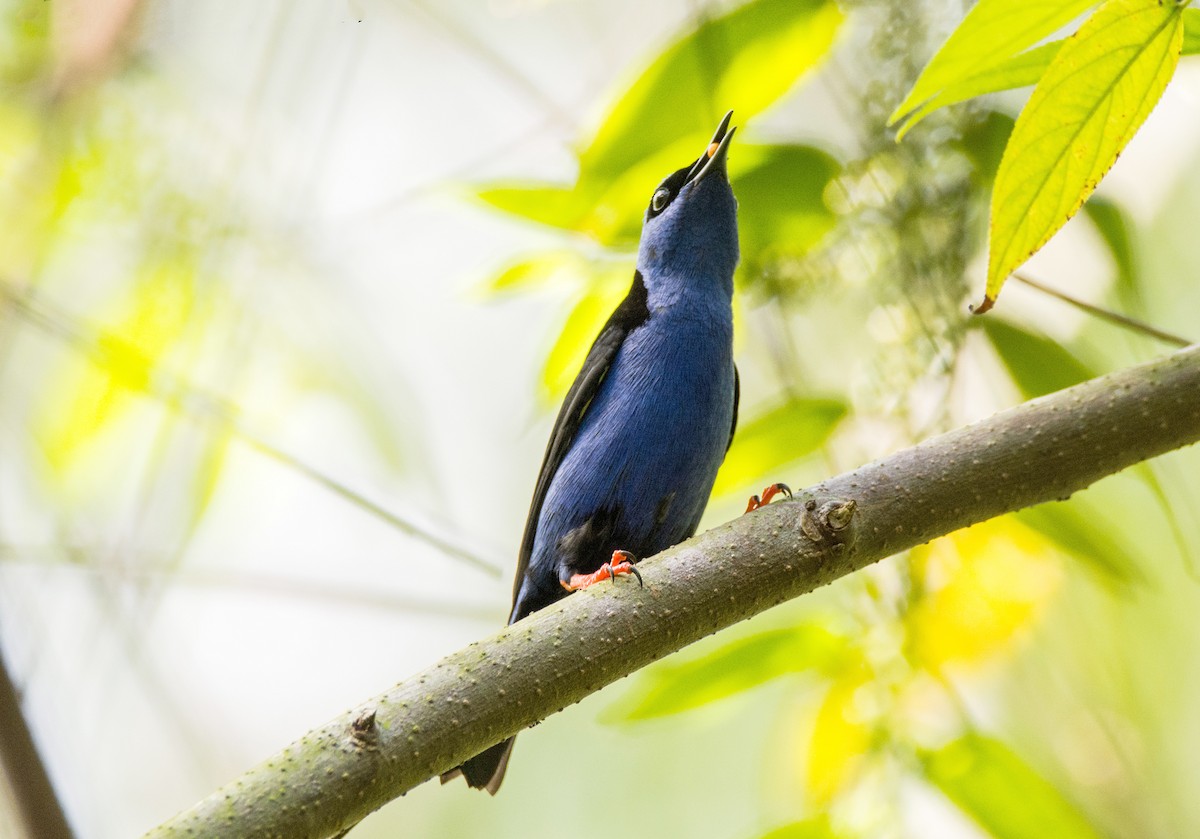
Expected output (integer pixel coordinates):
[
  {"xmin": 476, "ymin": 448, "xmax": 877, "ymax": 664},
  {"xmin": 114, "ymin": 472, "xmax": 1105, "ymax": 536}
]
[{"xmin": 1012, "ymin": 271, "xmax": 1193, "ymax": 348}]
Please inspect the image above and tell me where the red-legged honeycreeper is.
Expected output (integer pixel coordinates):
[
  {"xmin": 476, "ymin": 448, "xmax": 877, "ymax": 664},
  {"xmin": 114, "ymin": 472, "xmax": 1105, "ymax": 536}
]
[{"xmin": 444, "ymin": 112, "xmax": 741, "ymax": 794}]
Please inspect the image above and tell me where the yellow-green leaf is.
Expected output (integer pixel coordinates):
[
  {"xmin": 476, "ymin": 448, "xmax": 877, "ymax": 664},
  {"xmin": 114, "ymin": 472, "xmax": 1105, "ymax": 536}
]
[
  {"xmin": 923, "ymin": 734, "xmax": 1105, "ymax": 839},
  {"xmin": 1185, "ymin": 9, "xmax": 1200, "ymax": 53},
  {"xmin": 1082, "ymin": 197, "xmax": 1138, "ymax": 296},
  {"xmin": 735, "ymin": 145, "xmax": 841, "ymax": 259},
  {"xmin": 895, "ymin": 9, "xmax": 1200, "ymax": 139},
  {"xmin": 806, "ymin": 673, "xmax": 872, "ymax": 803},
  {"xmin": 981, "ymin": 0, "xmax": 1185, "ymax": 312},
  {"xmin": 540, "ymin": 272, "xmax": 629, "ymax": 403},
  {"xmin": 958, "ymin": 112, "xmax": 1016, "ymax": 184},
  {"xmin": 605, "ymin": 623, "xmax": 850, "ymax": 723},
  {"xmin": 907, "ymin": 520, "xmax": 1064, "ymax": 669},
  {"xmin": 1015, "ymin": 502, "xmax": 1142, "ymax": 584},
  {"xmin": 714, "ymin": 397, "xmax": 845, "ymax": 497},
  {"xmin": 895, "ymin": 40, "xmax": 1061, "ymax": 139},
  {"xmin": 980, "ymin": 318, "xmax": 1095, "ymax": 399},
  {"xmin": 37, "ymin": 259, "xmax": 197, "ymax": 474},
  {"xmin": 475, "ymin": 184, "xmax": 591, "ymax": 234},
  {"xmin": 756, "ymin": 819, "xmax": 845, "ymax": 839},
  {"xmin": 891, "ymin": 0, "xmax": 1099, "ymax": 125},
  {"xmin": 482, "ymin": 250, "xmax": 581, "ymax": 295},
  {"xmin": 475, "ymin": 0, "xmax": 843, "ymax": 245},
  {"xmin": 581, "ymin": 0, "xmax": 843, "ymax": 181},
  {"xmin": 191, "ymin": 424, "xmax": 235, "ymax": 531}
]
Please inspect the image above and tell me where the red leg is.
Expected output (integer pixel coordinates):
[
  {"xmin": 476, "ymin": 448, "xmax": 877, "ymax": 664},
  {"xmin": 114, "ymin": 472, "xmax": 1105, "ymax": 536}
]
[
  {"xmin": 745, "ymin": 482, "xmax": 792, "ymax": 513},
  {"xmin": 561, "ymin": 550, "xmax": 643, "ymax": 591}
]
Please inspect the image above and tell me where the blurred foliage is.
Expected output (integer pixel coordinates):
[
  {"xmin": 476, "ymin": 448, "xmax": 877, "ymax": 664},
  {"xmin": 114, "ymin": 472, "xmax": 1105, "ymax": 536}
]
[
  {"xmin": 604, "ymin": 623, "xmax": 854, "ymax": 722},
  {"xmin": 921, "ymin": 734, "xmax": 1104, "ymax": 839},
  {"xmin": 980, "ymin": 318, "xmax": 1094, "ymax": 399},
  {"xmin": 1083, "ymin": 197, "xmax": 1139, "ymax": 305},
  {"xmin": 1013, "ymin": 502, "xmax": 1142, "ymax": 586},
  {"xmin": 907, "ymin": 522, "xmax": 1063, "ymax": 669},
  {"xmin": 0, "ymin": 0, "xmax": 427, "ymax": 563},
  {"xmin": 713, "ymin": 397, "xmax": 845, "ymax": 498},
  {"xmin": 756, "ymin": 820, "xmax": 845, "ymax": 839}
]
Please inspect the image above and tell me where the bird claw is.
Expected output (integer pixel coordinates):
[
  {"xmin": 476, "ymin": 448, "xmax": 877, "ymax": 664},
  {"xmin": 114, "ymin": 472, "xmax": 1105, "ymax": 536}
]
[
  {"xmin": 745, "ymin": 482, "xmax": 792, "ymax": 513},
  {"xmin": 561, "ymin": 550, "xmax": 643, "ymax": 591}
]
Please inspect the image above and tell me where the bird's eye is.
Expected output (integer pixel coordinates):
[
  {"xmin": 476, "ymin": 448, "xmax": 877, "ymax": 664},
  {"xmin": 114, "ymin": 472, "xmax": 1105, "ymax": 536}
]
[{"xmin": 651, "ymin": 188, "xmax": 670, "ymax": 213}]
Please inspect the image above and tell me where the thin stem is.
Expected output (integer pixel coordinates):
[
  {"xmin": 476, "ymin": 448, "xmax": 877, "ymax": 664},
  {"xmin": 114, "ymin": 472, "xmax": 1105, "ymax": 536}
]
[{"xmin": 1012, "ymin": 270, "xmax": 1193, "ymax": 348}]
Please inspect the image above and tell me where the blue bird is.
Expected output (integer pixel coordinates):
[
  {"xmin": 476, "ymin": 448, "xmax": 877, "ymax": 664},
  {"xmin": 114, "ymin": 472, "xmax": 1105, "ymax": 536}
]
[{"xmin": 444, "ymin": 112, "xmax": 785, "ymax": 794}]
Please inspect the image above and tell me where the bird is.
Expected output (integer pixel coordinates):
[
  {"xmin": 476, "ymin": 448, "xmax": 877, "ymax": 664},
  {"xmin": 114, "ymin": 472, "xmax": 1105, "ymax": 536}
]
[{"xmin": 442, "ymin": 111, "xmax": 787, "ymax": 794}]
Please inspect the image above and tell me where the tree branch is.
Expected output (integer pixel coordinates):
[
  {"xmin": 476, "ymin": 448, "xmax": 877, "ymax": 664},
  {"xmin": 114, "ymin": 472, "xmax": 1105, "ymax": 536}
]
[
  {"xmin": 0, "ymin": 639, "xmax": 76, "ymax": 839},
  {"xmin": 145, "ymin": 345, "xmax": 1200, "ymax": 839}
]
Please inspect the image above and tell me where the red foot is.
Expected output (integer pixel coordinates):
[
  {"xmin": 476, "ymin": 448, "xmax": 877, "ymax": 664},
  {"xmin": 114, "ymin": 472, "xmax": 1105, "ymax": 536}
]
[
  {"xmin": 745, "ymin": 482, "xmax": 792, "ymax": 513},
  {"xmin": 561, "ymin": 550, "xmax": 643, "ymax": 591}
]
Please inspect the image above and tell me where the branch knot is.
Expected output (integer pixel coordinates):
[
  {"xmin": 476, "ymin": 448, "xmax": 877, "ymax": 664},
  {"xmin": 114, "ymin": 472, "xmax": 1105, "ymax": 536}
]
[{"xmin": 798, "ymin": 497, "xmax": 857, "ymax": 544}]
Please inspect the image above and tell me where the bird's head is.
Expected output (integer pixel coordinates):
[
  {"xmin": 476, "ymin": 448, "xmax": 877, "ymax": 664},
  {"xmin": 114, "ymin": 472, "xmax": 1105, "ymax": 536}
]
[{"xmin": 636, "ymin": 111, "xmax": 739, "ymax": 297}]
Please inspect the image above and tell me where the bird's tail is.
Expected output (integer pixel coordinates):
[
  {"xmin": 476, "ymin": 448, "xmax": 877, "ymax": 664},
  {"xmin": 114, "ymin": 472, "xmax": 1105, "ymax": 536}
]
[{"xmin": 440, "ymin": 736, "xmax": 515, "ymax": 795}]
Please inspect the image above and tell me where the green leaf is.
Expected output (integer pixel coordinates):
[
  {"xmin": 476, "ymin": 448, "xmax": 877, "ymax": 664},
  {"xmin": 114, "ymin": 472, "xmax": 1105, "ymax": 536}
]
[
  {"xmin": 891, "ymin": 0, "xmax": 1099, "ymax": 125},
  {"xmin": 1082, "ymin": 197, "xmax": 1137, "ymax": 298},
  {"xmin": 189, "ymin": 423, "xmax": 235, "ymax": 535},
  {"xmin": 735, "ymin": 144, "xmax": 841, "ymax": 259},
  {"xmin": 606, "ymin": 623, "xmax": 851, "ymax": 722},
  {"xmin": 714, "ymin": 397, "xmax": 846, "ymax": 497},
  {"xmin": 1185, "ymin": 9, "xmax": 1200, "ymax": 54},
  {"xmin": 483, "ymin": 250, "xmax": 580, "ymax": 294},
  {"xmin": 1015, "ymin": 502, "xmax": 1141, "ymax": 585},
  {"xmin": 895, "ymin": 40, "xmax": 1061, "ymax": 139},
  {"xmin": 581, "ymin": 0, "xmax": 843, "ymax": 181},
  {"xmin": 958, "ymin": 112, "xmax": 1016, "ymax": 184},
  {"xmin": 894, "ymin": 15, "xmax": 1197, "ymax": 136},
  {"xmin": 539, "ymin": 271, "xmax": 630, "ymax": 403},
  {"xmin": 474, "ymin": 0, "xmax": 843, "ymax": 243},
  {"xmin": 922, "ymin": 734, "xmax": 1105, "ymax": 839},
  {"xmin": 475, "ymin": 184, "xmax": 592, "ymax": 235},
  {"xmin": 1132, "ymin": 462, "xmax": 1197, "ymax": 578},
  {"xmin": 757, "ymin": 819, "xmax": 845, "ymax": 839},
  {"xmin": 981, "ymin": 0, "xmax": 1185, "ymax": 312},
  {"xmin": 980, "ymin": 319, "xmax": 1094, "ymax": 399}
]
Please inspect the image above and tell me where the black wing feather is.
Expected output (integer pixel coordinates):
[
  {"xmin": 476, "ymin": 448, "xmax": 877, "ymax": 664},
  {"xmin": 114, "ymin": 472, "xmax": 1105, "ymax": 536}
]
[
  {"xmin": 510, "ymin": 272, "xmax": 650, "ymax": 606},
  {"xmin": 727, "ymin": 364, "xmax": 739, "ymax": 453}
]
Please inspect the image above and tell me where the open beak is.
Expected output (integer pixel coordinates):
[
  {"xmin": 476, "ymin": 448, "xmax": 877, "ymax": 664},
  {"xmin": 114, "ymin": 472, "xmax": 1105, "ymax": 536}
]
[{"xmin": 685, "ymin": 110, "xmax": 736, "ymax": 185}]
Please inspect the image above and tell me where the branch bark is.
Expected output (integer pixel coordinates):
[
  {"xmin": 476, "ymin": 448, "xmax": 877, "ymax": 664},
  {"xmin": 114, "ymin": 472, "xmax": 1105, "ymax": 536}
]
[{"xmin": 146, "ymin": 344, "xmax": 1200, "ymax": 839}]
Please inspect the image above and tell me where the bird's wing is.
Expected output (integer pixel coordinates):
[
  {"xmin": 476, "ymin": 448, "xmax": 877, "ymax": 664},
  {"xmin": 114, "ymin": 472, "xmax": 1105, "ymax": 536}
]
[
  {"xmin": 511, "ymin": 271, "xmax": 650, "ymax": 605},
  {"xmin": 727, "ymin": 363, "xmax": 739, "ymax": 453}
]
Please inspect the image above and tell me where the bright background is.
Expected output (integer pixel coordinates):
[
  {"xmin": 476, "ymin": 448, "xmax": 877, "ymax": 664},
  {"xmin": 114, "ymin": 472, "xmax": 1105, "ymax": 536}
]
[{"xmin": 1, "ymin": 1, "xmax": 1199, "ymax": 838}]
